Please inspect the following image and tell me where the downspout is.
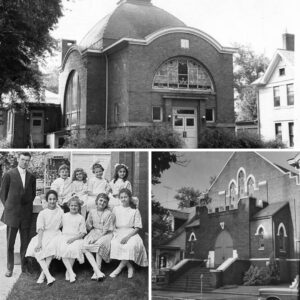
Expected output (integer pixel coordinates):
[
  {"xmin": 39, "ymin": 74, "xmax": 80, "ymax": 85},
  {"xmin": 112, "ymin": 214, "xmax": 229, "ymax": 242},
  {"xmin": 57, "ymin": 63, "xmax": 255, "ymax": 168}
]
[
  {"xmin": 256, "ymin": 89, "xmax": 261, "ymax": 138},
  {"xmin": 105, "ymin": 53, "xmax": 108, "ymax": 138}
]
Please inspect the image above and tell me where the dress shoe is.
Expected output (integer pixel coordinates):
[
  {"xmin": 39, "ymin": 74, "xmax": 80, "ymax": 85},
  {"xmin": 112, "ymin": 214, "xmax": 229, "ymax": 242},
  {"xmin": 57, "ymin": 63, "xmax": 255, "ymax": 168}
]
[{"xmin": 5, "ymin": 270, "xmax": 13, "ymax": 277}]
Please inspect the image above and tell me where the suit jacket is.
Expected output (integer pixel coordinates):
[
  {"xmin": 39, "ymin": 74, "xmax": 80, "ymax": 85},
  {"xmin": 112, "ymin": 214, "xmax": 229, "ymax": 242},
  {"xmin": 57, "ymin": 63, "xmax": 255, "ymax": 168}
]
[{"xmin": 0, "ymin": 168, "xmax": 36, "ymax": 228}]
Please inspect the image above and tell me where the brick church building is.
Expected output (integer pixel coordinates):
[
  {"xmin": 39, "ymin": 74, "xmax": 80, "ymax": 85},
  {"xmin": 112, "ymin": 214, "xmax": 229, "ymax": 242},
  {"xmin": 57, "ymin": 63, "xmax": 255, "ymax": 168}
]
[
  {"xmin": 154, "ymin": 152, "xmax": 300, "ymax": 291},
  {"xmin": 58, "ymin": 0, "xmax": 235, "ymax": 148}
]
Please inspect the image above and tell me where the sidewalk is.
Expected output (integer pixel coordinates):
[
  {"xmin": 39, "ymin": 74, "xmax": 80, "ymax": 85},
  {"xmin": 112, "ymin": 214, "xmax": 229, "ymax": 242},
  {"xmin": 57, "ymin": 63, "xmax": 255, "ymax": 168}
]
[{"xmin": 0, "ymin": 207, "xmax": 22, "ymax": 300}]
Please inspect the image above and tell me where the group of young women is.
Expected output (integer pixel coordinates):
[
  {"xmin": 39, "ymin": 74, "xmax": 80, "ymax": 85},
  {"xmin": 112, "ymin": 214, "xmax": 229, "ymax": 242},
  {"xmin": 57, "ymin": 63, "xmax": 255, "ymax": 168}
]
[{"xmin": 25, "ymin": 163, "xmax": 148, "ymax": 285}]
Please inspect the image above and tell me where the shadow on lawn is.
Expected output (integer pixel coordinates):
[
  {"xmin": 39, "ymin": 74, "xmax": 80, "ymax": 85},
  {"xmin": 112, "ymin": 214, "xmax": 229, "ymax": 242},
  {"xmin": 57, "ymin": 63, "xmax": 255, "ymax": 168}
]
[{"xmin": 7, "ymin": 260, "xmax": 148, "ymax": 300}]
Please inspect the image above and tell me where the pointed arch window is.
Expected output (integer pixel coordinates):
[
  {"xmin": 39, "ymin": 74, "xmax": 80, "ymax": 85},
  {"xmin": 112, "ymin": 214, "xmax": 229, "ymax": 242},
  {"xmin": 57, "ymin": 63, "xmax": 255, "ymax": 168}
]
[
  {"xmin": 258, "ymin": 227, "xmax": 264, "ymax": 250},
  {"xmin": 277, "ymin": 223, "xmax": 287, "ymax": 252},
  {"xmin": 64, "ymin": 71, "xmax": 81, "ymax": 127},
  {"xmin": 238, "ymin": 171, "xmax": 245, "ymax": 197},
  {"xmin": 153, "ymin": 58, "xmax": 214, "ymax": 91},
  {"xmin": 229, "ymin": 182, "xmax": 236, "ymax": 204},
  {"xmin": 247, "ymin": 177, "xmax": 255, "ymax": 197}
]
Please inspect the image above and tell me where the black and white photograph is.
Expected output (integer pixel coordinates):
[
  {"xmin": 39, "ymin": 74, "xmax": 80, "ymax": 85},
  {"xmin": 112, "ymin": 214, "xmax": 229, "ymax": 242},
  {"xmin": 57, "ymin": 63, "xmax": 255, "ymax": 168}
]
[
  {"xmin": 152, "ymin": 151, "xmax": 300, "ymax": 299},
  {"xmin": 0, "ymin": 0, "xmax": 298, "ymax": 149},
  {"xmin": 0, "ymin": 151, "xmax": 149, "ymax": 300}
]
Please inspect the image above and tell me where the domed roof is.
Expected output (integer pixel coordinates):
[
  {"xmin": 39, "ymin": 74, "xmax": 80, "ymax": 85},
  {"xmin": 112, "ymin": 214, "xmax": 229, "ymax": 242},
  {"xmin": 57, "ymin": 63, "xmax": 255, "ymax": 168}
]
[{"xmin": 79, "ymin": 0, "xmax": 186, "ymax": 51}]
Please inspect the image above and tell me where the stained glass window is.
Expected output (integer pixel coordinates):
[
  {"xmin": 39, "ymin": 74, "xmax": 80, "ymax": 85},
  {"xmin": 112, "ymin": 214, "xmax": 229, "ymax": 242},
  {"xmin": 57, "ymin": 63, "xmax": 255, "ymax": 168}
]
[
  {"xmin": 247, "ymin": 177, "xmax": 255, "ymax": 196},
  {"xmin": 238, "ymin": 171, "xmax": 245, "ymax": 197},
  {"xmin": 153, "ymin": 58, "xmax": 213, "ymax": 91}
]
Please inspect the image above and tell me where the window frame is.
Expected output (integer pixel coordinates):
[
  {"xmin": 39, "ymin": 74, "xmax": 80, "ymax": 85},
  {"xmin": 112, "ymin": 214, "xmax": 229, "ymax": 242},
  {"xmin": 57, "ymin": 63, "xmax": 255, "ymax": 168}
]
[
  {"xmin": 181, "ymin": 39, "xmax": 190, "ymax": 49},
  {"xmin": 275, "ymin": 123, "xmax": 282, "ymax": 142},
  {"xmin": 273, "ymin": 86, "xmax": 280, "ymax": 107},
  {"xmin": 205, "ymin": 108, "xmax": 215, "ymax": 123},
  {"xmin": 279, "ymin": 68, "xmax": 285, "ymax": 76},
  {"xmin": 288, "ymin": 122, "xmax": 294, "ymax": 147},
  {"xmin": 287, "ymin": 84, "xmax": 294, "ymax": 106},
  {"xmin": 152, "ymin": 106, "xmax": 163, "ymax": 122}
]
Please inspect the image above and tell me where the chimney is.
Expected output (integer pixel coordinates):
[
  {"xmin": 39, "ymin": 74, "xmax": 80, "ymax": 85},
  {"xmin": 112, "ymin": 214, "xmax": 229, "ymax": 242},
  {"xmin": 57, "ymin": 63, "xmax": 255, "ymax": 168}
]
[
  {"xmin": 282, "ymin": 33, "xmax": 294, "ymax": 51},
  {"xmin": 61, "ymin": 39, "xmax": 77, "ymax": 64}
]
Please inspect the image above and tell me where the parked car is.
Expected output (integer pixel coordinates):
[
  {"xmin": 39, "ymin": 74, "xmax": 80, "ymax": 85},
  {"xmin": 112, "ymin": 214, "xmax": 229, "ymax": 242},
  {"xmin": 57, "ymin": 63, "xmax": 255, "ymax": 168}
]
[{"xmin": 258, "ymin": 287, "xmax": 299, "ymax": 300}]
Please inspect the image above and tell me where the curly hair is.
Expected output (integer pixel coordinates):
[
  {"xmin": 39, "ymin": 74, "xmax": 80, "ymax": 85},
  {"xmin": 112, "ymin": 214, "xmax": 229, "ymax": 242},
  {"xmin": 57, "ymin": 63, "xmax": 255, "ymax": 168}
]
[
  {"xmin": 95, "ymin": 193, "xmax": 109, "ymax": 206},
  {"xmin": 72, "ymin": 168, "xmax": 87, "ymax": 183},
  {"xmin": 67, "ymin": 195, "xmax": 83, "ymax": 209},
  {"xmin": 92, "ymin": 162, "xmax": 104, "ymax": 173},
  {"xmin": 113, "ymin": 164, "xmax": 129, "ymax": 183}
]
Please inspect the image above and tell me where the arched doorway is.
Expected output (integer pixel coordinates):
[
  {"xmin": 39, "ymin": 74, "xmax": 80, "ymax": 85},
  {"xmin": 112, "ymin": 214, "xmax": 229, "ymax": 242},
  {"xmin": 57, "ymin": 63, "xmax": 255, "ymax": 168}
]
[{"xmin": 214, "ymin": 230, "xmax": 233, "ymax": 266}]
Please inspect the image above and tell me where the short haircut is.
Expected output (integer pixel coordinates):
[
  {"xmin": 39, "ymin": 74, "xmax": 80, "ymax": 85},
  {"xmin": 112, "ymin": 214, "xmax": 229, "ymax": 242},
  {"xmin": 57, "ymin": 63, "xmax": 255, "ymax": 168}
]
[
  {"xmin": 92, "ymin": 162, "xmax": 104, "ymax": 173},
  {"xmin": 45, "ymin": 190, "xmax": 58, "ymax": 202},
  {"xmin": 19, "ymin": 152, "xmax": 31, "ymax": 158},
  {"xmin": 67, "ymin": 195, "xmax": 83, "ymax": 208},
  {"xmin": 95, "ymin": 193, "xmax": 109, "ymax": 206},
  {"xmin": 58, "ymin": 164, "xmax": 70, "ymax": 173}
]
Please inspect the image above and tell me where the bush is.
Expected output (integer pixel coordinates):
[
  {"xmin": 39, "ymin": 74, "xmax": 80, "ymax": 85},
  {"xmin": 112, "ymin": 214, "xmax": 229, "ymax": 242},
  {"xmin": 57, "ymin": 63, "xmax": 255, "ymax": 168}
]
[
  {"xmin": 65, "ymin": 125, "xmax": 184, "ymax": 148},
  {"xmin": 0, "ymin": 138, "xmax": 11, "ymax": 148},
  {"xmin": 199, "ymin": 129, "xmax": 285, "ymax": 148}
]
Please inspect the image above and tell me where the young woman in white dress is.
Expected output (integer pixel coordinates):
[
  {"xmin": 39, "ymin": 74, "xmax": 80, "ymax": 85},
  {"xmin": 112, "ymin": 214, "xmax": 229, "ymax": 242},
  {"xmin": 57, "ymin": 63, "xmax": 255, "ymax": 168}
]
[
  {"xmin": 55, "ymin": 196, "xmax": 87, "ymax": 283},
  {"xmin": 110, "ymin": 188, "xmax": 148, "ymax": 279},
  {"xmin": 82, "ymin": 193, "xmax": 114, "ymax": 280},
  {"xmin": 70, "ymin": 168, "xmax": 88, "ymax": 218},
  {"xmin": 108, "ymin": 164, "xmax": 132, "ymax": 209},
  {"xmin": 87, "ymin": 163, "xmax": 110, "ymax": 212},
  {"xmin": 25, "ymin": 190, "xmax": 63, "ymax": 285}
]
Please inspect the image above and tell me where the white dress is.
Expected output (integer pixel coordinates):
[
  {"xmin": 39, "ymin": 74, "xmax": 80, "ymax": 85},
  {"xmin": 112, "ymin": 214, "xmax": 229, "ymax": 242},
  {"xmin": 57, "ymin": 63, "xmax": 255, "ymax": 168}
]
[
  {"xmin": 87, "ymin": 177, "xmax": 110, "ymax": 211},
  {"xmin": 108, "ymin": 179, "xmax": 132, "ymax": 209},
  {"xmin": 70, "ymin": 180, "xmax": 88, "ymax": 217},
  {"xmin": 26, "ymin": 207, "xmax": 63, "ymax": 261},
  {"xmin": 51, "ymin": 177, "xmax": 72, "ymax": 205},
  {"xmin": 110, "ymin": 206, "xmax": 148, "ymax": 267},
  {"xmin": 55, "ymin": 213, "xmax": 87, "ymax": 264}
]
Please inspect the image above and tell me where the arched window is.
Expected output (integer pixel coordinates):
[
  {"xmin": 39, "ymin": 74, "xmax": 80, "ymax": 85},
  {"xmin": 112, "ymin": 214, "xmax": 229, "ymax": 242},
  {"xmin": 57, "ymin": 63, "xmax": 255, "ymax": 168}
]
[
  {"xmin": 153, "ymin": 58, "xmax": 214, "ymax": 91},
  {"xmin": 258, "ymin": 227, "xmax": 264, "ymax": 250},
  {"xmin": 238, "ymin": 171, "xmax": 245, "ymax": 197},
  {"xmin": 247, "ymin": 177, "xmax": 255, "ymax": 196},
  {"xmin": 277, "ymin": 223, "xmax": 287, "ymax": 252},
  {"xmin": 188, "ymin": 232, "xmax": 197, "ymax": 254},
  {"xmin": 64, "ymin": 71, "xmax": 81, "ymax": 127},
  {"xmin": 229, "ymin": 182, "xmax": 236, "ymax": 203}
]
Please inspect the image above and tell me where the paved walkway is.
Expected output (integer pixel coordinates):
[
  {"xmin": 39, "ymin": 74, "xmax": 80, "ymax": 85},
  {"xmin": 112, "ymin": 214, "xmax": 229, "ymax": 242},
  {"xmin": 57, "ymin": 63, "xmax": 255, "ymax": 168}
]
[{"xmin": 0, "ymin": 203, "xmax": 22, "ymax": 300}]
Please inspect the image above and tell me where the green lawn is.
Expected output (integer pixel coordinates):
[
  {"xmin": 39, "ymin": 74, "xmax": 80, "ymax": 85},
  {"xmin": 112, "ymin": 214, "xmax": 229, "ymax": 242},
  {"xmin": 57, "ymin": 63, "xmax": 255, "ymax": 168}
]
[{"xmin": 7, "ymin": 261, "xmax": 148, "ymax": 300}]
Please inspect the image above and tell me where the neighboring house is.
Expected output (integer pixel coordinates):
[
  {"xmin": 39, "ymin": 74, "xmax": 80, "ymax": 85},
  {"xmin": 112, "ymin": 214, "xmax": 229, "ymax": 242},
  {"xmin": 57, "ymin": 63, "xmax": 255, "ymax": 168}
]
[
  {"xmin": 155, "ymin": 152, "xmax": 300, "ymax": 291},
  {"xmin": 253, "ymin": 33, "xmax": 295, "ymax": 148},
  {"xmin": 58, "ymin": 0, "xmax": 236, "ymax": 148},
  {"xmin": 0, "ymin": 90, "xmax": 61, "ymax": 148}
]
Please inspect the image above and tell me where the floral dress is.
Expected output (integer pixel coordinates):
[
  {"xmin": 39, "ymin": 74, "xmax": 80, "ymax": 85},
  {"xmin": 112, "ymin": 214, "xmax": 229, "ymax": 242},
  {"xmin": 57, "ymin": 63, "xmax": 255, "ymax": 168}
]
[
  {"xmin": 110, "ymin": 206, "xmax": 148, "ymax": 267},
  {"xmin": 55, "ymin": 212, "xmax": 87, "ymax": 264},
  {"xmin": 82, "ymin": 208, "xmax": 114, "ymax": 262},
  {"xmin": 26, "ymin": 207, "xmax": 63, "ymax": 261}
]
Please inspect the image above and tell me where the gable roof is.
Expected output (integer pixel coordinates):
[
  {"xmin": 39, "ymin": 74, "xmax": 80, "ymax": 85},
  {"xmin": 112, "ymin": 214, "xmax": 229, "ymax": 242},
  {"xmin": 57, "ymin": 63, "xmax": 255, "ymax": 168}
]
[
  {"xmin": 252, "ymin": 49, "xmax": 294, "ymax": 86},
  {"xmin": 252, "ymin": 201, "xmax": 288, "ymax": 219}
]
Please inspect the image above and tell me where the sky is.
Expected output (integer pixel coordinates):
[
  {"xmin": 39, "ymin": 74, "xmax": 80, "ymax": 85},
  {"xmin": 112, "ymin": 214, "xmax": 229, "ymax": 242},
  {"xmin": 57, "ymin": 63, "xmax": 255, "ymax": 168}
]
[
  {"xmin": 152, "ymin": 151, "xmax": 299, "ymax": 209},
  {"xmin": 53, "ymin": 0, "xmax": 297, "ymax": 59}
]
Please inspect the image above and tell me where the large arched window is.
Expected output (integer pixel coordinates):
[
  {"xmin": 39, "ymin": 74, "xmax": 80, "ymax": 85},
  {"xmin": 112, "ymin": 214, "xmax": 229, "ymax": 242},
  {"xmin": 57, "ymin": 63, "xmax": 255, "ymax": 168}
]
[
  {"xmin": 153, "ymin": 58, "xmax": 214, "ymax": 91},
  {"xmin": 229, "ymin": 182, "xmax": 236, "ymax": 204},
  {"xmin": 247, "ymin": 177, "xmax": 255, "ymax": 197},
  {"xmin": 64, "ymin": 71, "xmax": 81, "ymax": 127},
  {"xmin": 238, "ymin": 170, "xmax": 245, "ymax": 197}
]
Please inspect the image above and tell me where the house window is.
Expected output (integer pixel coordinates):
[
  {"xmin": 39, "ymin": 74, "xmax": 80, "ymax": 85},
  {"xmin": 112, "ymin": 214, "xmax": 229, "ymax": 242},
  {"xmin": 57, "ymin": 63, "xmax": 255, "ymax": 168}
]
[
  {"xmin": 287, "ymin": 84, "xmax": 294, "ymax": 106},
  {"xmin": 275, "ymin": 123, "xmax": 282, "ymax": 141},
  {"xmin": 238, "ymin": 170, "xmax": 245, "ymax": 197},
  {"xmin": 289, "ymin": 122, "xmax": 294, "ymax": 147},
  {"xmin": 64, "ymin": 71, "xmax": 81, "ymax": 127},
  {"xmin": 206, "ymin": 108, "xmax": 215, "ymax": 122},
  {"xmin": 152, "ymin": 106, "xmax": 162, "ymax": 122},
  {"xmin": 258, "ymin": 227, "xmax": 264, "ymax": 250},
  {"xmin": 279, "ymin": 68, "xmax": 285, "ymax": 76},
  {"xmin": 153, "ymin": 58, "xmax": 214, "ymax": 91},
  {"xmin": 181, "ymin": 39, "xmax": 190, "ymax": 49},
  {"xmin": 114, "ymin": 103, "xmax": 120, "ymax": 123},
  {"xmin": 273, "ymin": 86, "xmax": 280, "ymax": 107},
  {"xmin": 247, "ymin": 177, "xmax": 255, "ymax": 196}
]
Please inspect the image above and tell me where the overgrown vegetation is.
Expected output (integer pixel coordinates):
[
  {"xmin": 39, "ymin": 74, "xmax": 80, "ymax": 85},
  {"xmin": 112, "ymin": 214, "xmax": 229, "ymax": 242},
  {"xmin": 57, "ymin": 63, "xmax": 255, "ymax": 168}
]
[
  {"xmin": 65, "ymin": 126, "xmax": 184, "ymax": 149},
  {"xmin": 199, "ymin": 129, "xmax": 285, "ymax": 148},
  {"xmin": 243, "ymin": 256, "xmax": 280, "ymax": 286}
]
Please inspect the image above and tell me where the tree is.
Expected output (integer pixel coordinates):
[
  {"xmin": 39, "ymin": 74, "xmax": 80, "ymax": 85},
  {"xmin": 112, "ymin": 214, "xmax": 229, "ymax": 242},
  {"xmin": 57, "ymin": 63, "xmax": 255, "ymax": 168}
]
[
  {"xmin": 233, "ymin": 44, "xmax": 270, "ymax": 121},
  {"xmin": 175, "ymin": 187, "xmax": 202, "ymax": 208},
  {"xmin": 0, "ymin": 0, "xmax": 64, "ymax": 101}
]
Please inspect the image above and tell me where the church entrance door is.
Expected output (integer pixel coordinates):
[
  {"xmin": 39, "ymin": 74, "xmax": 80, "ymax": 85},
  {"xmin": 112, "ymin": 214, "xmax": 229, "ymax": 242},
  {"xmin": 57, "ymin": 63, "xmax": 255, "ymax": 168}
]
[
  {"xmin": 173, "ymin": 107, "xmax": 198, "ymax": 148},
  {"xmin": 214, "ymin": 230, "xmax": 233, "ymax": 266}
]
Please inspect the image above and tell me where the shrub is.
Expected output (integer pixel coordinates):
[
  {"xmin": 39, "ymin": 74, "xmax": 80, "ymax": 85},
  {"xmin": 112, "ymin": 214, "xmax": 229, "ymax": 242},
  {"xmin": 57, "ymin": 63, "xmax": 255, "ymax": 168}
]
[
  {"xmin": 65, "ymin": 125, "xmax": 184, "ymax": 148},
  {"xmin": 0, "ymin": 138, "xmax": 11, "ymax": 148},
  {"xmin": 199, "ymin": 129, "xmax": 285, "ymax": 148}
]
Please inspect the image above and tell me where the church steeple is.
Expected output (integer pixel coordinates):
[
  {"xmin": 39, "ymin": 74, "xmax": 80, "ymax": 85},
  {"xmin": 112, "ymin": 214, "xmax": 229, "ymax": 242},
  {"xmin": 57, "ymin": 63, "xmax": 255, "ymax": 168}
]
[{"xmin": 117, "ymin": 0, "xmax": 152, "ymax": 5}]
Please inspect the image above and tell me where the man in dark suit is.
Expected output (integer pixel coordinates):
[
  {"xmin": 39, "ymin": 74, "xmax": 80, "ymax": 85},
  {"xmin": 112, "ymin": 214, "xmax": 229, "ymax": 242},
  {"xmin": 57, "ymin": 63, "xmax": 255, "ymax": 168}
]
[{"xmin": 0, "ymin": 152, "xmax": 36, "ymax": 277}]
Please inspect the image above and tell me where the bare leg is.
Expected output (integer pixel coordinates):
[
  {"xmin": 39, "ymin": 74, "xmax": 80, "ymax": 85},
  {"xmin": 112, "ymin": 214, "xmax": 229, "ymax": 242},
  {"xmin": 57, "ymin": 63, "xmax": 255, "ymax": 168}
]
[
  {"xmin": 109, "ymin": 260, "xmax": 126, "ymax": 278},
  {"xmin": 62, "ymin": 258, "xmax": 76, "ymax": 283},
  {"xmin": 85, "ymin": 252, "xmax": 104, "ymax": 279},
  {"xmin": 126, "ymin": 261, "xmax": 134, "ymax": 278}
]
